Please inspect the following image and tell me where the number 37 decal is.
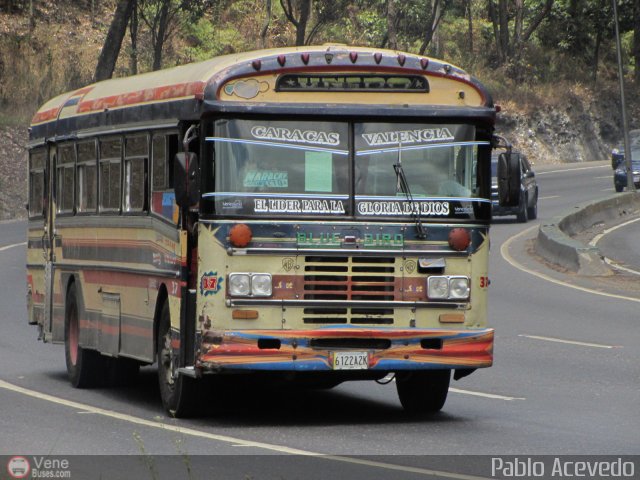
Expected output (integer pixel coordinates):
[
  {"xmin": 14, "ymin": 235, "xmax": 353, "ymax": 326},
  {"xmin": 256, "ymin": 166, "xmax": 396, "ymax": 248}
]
[{"xmin": 479, "ymin": 276, "xmax": 490, "ymax": 289}]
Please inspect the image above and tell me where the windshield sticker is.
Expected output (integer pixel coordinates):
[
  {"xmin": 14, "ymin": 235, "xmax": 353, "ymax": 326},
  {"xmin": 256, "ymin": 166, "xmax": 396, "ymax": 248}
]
[
  {"xmin": 361, "ymin": 127, "xmax": 455, "ymax": 147},
  {"xmin": 243, "ymin": 170, "xmax": 288, "ymax": 188},
  {"xmin": 254, "ymin": 198, "xmax": 346, "ymax": 214},
  {"xmin": 221, "ymin": 200, "xmax": 243, "ymax": 209},
  {"xmin": 357, "ymin": 200, "xmax": 450, "ymax": 216},
  {"xmin": 251, "ymin": 126, "xmax": 341, "ymax": 146},
  {"xmin": 305, "ymin": 151, "xmax": 332, "ymax": 192}
]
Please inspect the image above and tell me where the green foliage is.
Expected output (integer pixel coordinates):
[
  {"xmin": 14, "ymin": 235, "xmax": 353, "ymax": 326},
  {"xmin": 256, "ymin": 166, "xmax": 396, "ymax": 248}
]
[{"xmin": 2, "ymin": 0, "xmax": 640, "ymax": 119}]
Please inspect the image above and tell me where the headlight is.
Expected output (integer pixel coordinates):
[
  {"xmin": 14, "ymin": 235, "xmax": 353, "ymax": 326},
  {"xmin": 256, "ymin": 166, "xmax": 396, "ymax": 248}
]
[
  {"xmin": 427, "ymin": 276, "xmax": 470, "ymax": 300},
  {"xmin": 228, "ymin": 273, "xmax": 272, "ymax": 297},
  {"xmin": 251, "ymin": 273, "xmax": 272, "ymax": 296},
  {"xmin": 229, "ymin": 273, "xmax": 251, "ymax": 296},
  {"xmin": 427, "ymin": 277, "xmax": 450, "ymax": 299},
  {"xmin": 449, "ymin": 277, "xmax": 470, "ymax": 299}
]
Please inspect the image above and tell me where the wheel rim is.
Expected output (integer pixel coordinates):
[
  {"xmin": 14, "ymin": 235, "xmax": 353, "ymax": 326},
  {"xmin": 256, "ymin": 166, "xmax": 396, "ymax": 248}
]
[
  {"xmin": 160, "ymin": 331, "xmax": 176, "ymax": 389},
  {"xmin": 68, "ymin": 303, "xmax": 79, "ymax": 366}
]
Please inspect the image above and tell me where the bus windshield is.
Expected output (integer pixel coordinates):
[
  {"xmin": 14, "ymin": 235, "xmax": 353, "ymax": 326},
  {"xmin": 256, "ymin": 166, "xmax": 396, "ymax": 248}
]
[
  {"xmin": 355, "ymin": 123, "xmax": 479, "ymax": 199},
  {"xmin": 207, "ymin": 119, "xmax": 482, "ymax": 217}
]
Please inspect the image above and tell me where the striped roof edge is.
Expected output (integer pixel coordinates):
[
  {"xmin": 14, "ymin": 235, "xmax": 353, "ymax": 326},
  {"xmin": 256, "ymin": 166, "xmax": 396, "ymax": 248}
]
[{"xmin": 29, "ymin": 45, "xmax": 494, "ymax": 141}]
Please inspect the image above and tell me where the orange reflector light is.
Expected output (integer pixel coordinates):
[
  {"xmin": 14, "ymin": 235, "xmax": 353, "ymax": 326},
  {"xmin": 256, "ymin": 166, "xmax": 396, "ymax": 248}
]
[
  {"xmin": 448, "ymin": 228, "xmax": 471, "ymax": 251},
  {"xmin": 229, "ymin": 223, "xmax": 252, "ymax": 247},
  {"xmin": 439, "ymin": 313, "xmax": 465, "ymax": 324},
  {"xmin": 232, "ymin": 309, "xmax": 259, "ymax": 320}
]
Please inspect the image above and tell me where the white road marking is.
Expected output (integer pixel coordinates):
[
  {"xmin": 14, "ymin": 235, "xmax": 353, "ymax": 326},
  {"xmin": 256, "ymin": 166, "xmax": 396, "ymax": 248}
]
[
  {"xmin": 500, "ymin": 225, "xmax": 640, "ymax": 304},
  {"xmin": 589, "ymin": 217, "xmax": 640, "ymax": 276},
  {"xmin": 449, "ymin": 388, "xmax": 525, "ymax": 401},
  {"xmin": 536, "ymin": 165, "xmax": 608, "ymax": 175},
  {"xmin": 0, "ymin": 241, "xmax": 26, "ymax": 252},
  {"xmin": 519, "ymin": 335, "xmax": 619, "ymax": 349},
  {"xmin": 539, "ymin": 195, "xmax": 560, "ymax": 200},
  {"xmin": 595, "ymin": 175, "xmax": 613, "ymax": 179},
  {"xmin": 589, "ymin": 217, "xmax": 640, "ymax": 246},
  {"xmin": 603, "ymin": 257, "xmax": 640, "ymax": 276},
  {"xmin": 0, "ymin": 379, "xmax": 494, "ymax": 480}
]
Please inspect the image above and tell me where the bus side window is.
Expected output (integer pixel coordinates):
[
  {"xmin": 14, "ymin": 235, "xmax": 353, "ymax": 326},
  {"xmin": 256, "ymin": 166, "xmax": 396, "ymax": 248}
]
[
  {"xmin": 124, "ymin": 135, "xmax": 149, "ymax": 213},
  {"xmin": 28, "ymin": 148, "xmax": 46, "ymax": 218},
  {"xmin": 77, "ymin": 140, "xmax": 97, "ymax": 213},
  {"xmin": 151, "ymin": 133, "xmax": 178, "ymax": 220},
  {"xmin": 99, "ymin": 137, "xmax": 122, "ymax": 212},
  {"xmin": 56, "ymin": 143, "xmax": 76, "ymax": 214}
]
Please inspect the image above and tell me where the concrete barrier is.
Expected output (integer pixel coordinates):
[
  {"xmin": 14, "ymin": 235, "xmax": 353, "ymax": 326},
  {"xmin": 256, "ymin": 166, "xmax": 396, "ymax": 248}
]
[{"xmin": 534, "ymin": 192, "xmax": 640, "ymax": 276}]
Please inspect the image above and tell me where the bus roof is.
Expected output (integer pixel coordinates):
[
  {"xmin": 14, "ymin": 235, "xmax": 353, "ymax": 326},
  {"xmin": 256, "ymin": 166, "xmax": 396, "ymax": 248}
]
[{"xmin": 29, "ymin": 45, "xmax": 495, "ymax": 143}]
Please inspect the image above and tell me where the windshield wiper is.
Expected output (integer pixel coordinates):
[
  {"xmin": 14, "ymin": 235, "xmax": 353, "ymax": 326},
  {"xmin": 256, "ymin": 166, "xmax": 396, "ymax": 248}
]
[{"xmin": 393, "ymin": 145, "xmax": 427, "ymax": 239}]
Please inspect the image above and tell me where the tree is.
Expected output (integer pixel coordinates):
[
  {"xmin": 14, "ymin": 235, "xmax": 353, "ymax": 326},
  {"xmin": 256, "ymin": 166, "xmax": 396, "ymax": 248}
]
[
  {"xmin": 418, "ymin": 0, "xmax": 448, "ymax": 55},
  {"xmin": 634, "ymin": 0, "xmax": 640, "ymax": 83},
  {"xmin": 386, "ymin": 0, "xmax": 399, "ymax": 50},
  {"xmin": 260, "ymin": 0, "xmax": 272, "ymax": 48},
  {"xmin": 487, "ymin": 0, "xmax": 555, "ymax": 66},
  {"xmin": 129, "ymin": 0, "xmax": 139, "ymax": 74},
  {"xmin": 139, "ymin": 0, "xmax": 177, "ymax": 71},
  {"xmin": 280, "ymin": 0, "xmax": 311, "ymax": 46},
  {"xmin": 94, "ymin": 0, "xmax": 135, "ymax": 81}
]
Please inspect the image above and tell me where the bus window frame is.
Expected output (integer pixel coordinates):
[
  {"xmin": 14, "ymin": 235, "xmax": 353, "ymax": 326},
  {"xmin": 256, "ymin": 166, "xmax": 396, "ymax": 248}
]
[
  {"xmin": 28, "ymin": 147, "xmax": 47, "ymax": 219},
  {"xmin": 55, "ymin": 142, "xmax": 76, "ymax": 216},
  {"xmin": 123, "ymin": 134, "xmax": 149, "ymax": 215},
  {"xmin": 76, "ymin": 139, "xmax": 98, "ymax": 215},
  {"xmin": 150, "ymin": 130, "xmax": 179, "ymax": 223},
  {"xmin": 98, "ymin": 136, "xmax": 123, "ymax": 214}
]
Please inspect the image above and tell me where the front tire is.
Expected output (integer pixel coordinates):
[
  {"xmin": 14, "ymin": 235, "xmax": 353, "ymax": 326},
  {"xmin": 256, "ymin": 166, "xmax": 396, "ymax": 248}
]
[
  {"xmin": 64, "ymin": 283, "xmax": 107, "ymax": 388},
  {"xmin": 157, "ymin": 300, "xmax": 200, "ymax": 417},
  {"xmin": 396, "ymin": 369, "xmax": 451, "ymax": 414}
]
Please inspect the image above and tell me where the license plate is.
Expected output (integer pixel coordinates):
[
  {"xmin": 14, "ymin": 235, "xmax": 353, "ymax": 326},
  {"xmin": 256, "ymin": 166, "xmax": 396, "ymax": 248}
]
[
  {"xmin": 634, "ymin": 175, "xmax": 639, "ymax": 183},
  {"xmin": 332, "ymin": 351, "xmax": 369, "ymax": 370}
]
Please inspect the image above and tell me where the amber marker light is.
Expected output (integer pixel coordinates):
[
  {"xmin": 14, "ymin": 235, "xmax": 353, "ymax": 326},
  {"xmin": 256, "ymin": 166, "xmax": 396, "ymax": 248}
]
[
  {"xmin": 439, "ymin": 313, "xmax": 465, "ymax": 324},
  {"xmin": 229, "ymin": 223, "xmax": 253, "ymax": 248},
  {"xmin": 448, "ymin": 228, "xmax": 471, "ymax": 251},
  {"xmin": 232, "ymin": 310, "xmax": 259, "ymax": 320}
]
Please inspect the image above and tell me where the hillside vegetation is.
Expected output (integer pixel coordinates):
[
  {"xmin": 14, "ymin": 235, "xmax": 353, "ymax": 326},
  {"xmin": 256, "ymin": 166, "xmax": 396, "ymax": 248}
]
[{"xmin": 1, "ymin": 0, "xmax": 639, "ymax": 219}]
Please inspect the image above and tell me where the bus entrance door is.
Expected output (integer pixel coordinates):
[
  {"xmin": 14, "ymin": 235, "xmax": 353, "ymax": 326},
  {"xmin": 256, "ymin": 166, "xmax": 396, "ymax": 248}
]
[{"xmin": 42, "ymin": 146, "xmax": 56, "ymax": 341}]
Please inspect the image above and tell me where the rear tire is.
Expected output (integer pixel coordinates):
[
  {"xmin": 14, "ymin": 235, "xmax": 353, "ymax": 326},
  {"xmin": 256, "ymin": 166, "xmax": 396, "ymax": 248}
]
[
  {"xmin": 527, "ymin": 197, "xmax": 538, "ymax": 220},
  {"xmin": 64, "ymin": 283, "xmax": 107, "ymax": 388},
  {"xmin": 157, "ymin": 301, "xmax": 200, "ymax": 417},
  {"xmin": 396, "ymin": 370, "xmax": 451, "ymax": 414},
  {"xmin": 615, "ymin": 183, "xmax": 624, "ymax": 193}
]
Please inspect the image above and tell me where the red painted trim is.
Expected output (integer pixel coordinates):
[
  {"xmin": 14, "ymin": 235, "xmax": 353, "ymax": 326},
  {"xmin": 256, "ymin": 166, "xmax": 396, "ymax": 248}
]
[
  {"xmin": 77, "ymin": 81, "xmax": 206, "ymax": 114},
  {"xmin": 31, "ymin": 107, "xmax": 61, "ymax": 125}
]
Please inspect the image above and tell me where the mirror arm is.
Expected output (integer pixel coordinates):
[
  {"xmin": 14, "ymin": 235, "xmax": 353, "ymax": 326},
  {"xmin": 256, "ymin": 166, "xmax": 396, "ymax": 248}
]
[{"xmin": 492, "ymin": 134, "xmax": 512, "ymax": 154}]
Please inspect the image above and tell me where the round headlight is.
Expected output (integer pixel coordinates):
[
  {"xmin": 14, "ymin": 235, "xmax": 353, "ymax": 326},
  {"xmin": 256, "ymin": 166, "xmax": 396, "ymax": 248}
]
[
  {"xmin": 428, "ymin": 277, "xmax": 449, "ymax": 299},
  {"xmin": 228, "ymin": 273, "xmax": 251, "ymax": 296},
  {"xmin": 251, "ymin": 274, "xmax": 272, "ymax": 297},
  {"xmin": 449, "ymin": 277, "xmax": 470, "ymax": 299}
]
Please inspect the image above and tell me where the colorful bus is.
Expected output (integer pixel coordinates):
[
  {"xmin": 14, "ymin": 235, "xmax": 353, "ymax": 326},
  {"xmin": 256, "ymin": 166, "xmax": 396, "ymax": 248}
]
[{"xmin": 27, "ymin": 46, "xmax": 512, "ymax": 417}]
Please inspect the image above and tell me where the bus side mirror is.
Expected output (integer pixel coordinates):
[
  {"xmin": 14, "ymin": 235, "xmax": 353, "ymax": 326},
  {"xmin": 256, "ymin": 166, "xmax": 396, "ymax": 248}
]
[
  {"xmin": 497, "ymin": 152, "xmax": 521, "ymax": 207},
  {"xmin": 174, "ymin": 152, "xmax": 200, "ymax": 208}
]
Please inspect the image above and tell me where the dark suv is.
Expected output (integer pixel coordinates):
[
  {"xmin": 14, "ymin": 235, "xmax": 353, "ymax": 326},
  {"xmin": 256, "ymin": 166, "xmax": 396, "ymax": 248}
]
[
  {"xmin": 612, "ymin": 130, "xmax": 640, "ymax": 192},
  {"xmin": 491, "ymin": 150, "xmax": 538, "ymax": 222}
]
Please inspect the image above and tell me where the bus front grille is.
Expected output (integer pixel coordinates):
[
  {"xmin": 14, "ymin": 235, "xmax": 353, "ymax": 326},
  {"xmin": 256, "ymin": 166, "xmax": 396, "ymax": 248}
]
[{"xmin": 302, "ymin": 256, "xmax": 397, "ymax": 324}]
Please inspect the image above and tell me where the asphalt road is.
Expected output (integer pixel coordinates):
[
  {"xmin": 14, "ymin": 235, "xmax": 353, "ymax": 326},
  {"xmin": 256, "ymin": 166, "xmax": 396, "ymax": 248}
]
[{"xmin": 0, "ymin": 162, "xmax": 638, "ymax": 479}]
